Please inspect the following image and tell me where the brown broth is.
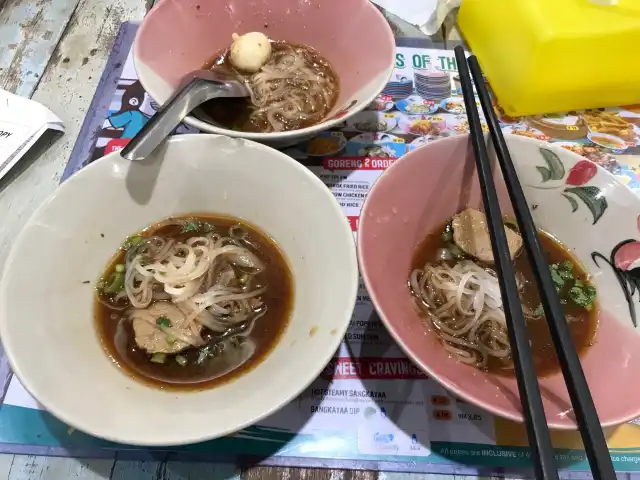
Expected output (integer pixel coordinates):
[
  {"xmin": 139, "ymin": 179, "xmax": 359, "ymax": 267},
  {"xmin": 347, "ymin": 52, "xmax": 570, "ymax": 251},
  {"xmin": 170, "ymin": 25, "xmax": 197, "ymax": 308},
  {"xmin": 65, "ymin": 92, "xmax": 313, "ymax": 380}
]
[
  {"xmin": 196, "ymin": 41, "xmax": 339, "ymax": 133},
  {"xmin": 411, "ymin": 222, "xmax": 598, "ymax": 378},
  {"xmin": 95, "ymin": 214, "xmax": 293, "ymax": 390}
]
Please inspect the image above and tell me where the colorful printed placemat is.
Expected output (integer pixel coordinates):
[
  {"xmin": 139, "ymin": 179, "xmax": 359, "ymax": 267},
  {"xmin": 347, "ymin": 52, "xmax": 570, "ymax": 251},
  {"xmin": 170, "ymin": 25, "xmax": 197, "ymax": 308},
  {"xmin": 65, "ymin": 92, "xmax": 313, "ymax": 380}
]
[{"xmin": 1, "ymin": 21, "xmax": 640, "ymax": 479}]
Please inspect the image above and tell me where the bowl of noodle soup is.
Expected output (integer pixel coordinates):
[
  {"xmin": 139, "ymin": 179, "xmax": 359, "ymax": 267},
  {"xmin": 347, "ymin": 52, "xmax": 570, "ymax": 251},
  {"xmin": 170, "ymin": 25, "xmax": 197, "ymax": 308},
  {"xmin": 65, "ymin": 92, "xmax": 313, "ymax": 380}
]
[
  {"xmin": 0, "ymin": 135, "xmax": 358, "ymax": 445},
  {"xmin": 133, "ymin": 0, "xmax": 395, "ymax": 145},
  {"xmin": 358, "ymin": 133, "xmax": 640, "ymax": 429}
]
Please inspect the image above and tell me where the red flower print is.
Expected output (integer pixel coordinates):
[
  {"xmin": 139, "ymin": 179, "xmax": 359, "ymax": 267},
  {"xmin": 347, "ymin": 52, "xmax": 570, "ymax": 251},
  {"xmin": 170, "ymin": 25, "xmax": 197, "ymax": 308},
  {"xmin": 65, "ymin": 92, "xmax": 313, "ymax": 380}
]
[
  {"xmin": 614, "ymin": 215, "xmax": 640, "ymax": 271},
  {"xmin": 331, "ymin": 110, "xmax": 349, "ymax": 120},
  {"xmin": 330, "ymin": 99, "xmax": 358, "ymax": 120},
  {"xmin": 592, "ymin": 215, "xmax": 640, "ymax": 327},
  {"xmin": 566, "ymin": 160, "xmax": 597, "ymax": 186}
]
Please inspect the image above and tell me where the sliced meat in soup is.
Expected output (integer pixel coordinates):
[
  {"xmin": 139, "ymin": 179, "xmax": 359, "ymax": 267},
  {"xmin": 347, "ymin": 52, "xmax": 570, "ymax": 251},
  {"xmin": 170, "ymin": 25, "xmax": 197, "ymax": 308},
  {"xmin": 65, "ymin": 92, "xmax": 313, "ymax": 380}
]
[{"xmin": 452, "ymin": 208, "xmax": 522, "ymax": 264}]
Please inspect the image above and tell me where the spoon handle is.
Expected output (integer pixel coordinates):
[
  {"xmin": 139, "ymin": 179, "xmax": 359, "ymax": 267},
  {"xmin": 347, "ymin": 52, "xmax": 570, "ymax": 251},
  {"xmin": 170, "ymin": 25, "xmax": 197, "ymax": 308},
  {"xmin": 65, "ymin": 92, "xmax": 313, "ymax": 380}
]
[{"xmin": 121, "ymin": 78, "xmax": 226, "ymax": 161}]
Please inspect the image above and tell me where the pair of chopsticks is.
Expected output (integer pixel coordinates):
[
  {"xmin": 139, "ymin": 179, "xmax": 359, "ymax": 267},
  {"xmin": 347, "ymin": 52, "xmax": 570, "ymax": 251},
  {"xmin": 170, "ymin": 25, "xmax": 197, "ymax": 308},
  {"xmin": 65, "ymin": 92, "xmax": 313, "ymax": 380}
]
[{"xmin": 453, "ymin": 46, "xmax": 615, "ymax": 480}]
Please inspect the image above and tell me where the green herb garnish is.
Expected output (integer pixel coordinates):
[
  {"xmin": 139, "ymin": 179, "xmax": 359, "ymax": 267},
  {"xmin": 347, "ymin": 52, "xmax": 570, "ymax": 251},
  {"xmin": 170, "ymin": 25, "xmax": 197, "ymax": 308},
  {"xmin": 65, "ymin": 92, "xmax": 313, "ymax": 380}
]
[
  {"xmin": 182, "ymin": 221, "xmax": 200, "ymax": 233},
  {"xmin": 568, "ymin": 284, "xmax": 597, "ymax": 311},
  {"xmin": 156, "ymin": 316, "xmax": 171, "ymax": 329},
  {"xmin": 196, "ymin": 346, "xmax": 212, "ymax": 364},
  {"xmin": 549, "ymin": 265, "xmax": 565, "ymax": 290},
  {"xmin": 548, "ymin": 260, "xmax": 596, "ymax": 312}
]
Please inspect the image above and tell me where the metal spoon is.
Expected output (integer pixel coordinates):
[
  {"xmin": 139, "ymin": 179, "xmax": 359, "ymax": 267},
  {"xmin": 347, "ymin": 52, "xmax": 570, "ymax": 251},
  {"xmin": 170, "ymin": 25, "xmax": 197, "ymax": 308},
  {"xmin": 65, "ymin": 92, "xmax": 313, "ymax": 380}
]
[{"xmin": 121, "ymin": 69, "xmax": 248, "ymax": 161}]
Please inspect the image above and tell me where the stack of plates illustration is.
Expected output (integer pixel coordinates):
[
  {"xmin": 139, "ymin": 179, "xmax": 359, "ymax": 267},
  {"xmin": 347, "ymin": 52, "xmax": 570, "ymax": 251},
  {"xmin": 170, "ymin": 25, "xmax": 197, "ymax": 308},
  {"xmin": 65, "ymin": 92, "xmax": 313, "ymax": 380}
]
[
  {"xmin": 381, "ymin": 79, "xmax": 414, "ymax": 99},
  {"xmin": 414, "ymin": 70, "xmax": 452, "ymax": 101}
]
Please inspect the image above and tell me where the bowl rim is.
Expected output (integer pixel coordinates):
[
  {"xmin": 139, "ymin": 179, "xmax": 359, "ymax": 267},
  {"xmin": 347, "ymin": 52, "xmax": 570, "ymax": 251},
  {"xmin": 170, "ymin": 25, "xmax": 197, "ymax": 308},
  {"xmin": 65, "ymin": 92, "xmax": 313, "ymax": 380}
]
[
  {"xmin": 357, "ymin": 133, "xmax": 640, "ymax": 430},
  {"xmin": 133, "ymin": 0, "xmax": 396, "ymax": 140},
  {"xmin": 0, "ymin": 134, "xmax": 359, "ymax": 445}
]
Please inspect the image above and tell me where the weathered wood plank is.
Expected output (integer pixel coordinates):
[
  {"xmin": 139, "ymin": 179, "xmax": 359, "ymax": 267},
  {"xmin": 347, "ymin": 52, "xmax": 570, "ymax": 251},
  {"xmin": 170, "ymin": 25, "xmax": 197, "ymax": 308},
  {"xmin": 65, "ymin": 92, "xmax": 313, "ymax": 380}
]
[
  {"xmin": 8, "ymin": 456, "xmax": 114, "ymax": 479},
  {"xmin": 160, "ymin": 460, "xmax": 241, "ymax": 480},
  {"xmin": 1, "ymin": 2, "xmax": 144, "ymax": 478},
  {"xmin": 243, "ymin": 466, "xmax": 347, "ymax": 480},
  {"xmin": 0, "ymin": 454, "xmax": 15, "ymax": 478},
  {"xmin": 350, "ymin": 471, "xmax": 378, "ymax": 480},
  {"xmin": 109, "ymin": 460, "xmax": 159, "ymax": 479},
  {"xmin": 0, "ymin": 0, "xmax": 81, "ymax": 97},
  {"xmin": 0, "ymin": 0, "xmax": 147, "ymax": 274},
  {"xmin": 110, "ymin": 460, "xmax": 241, "ymax": 479},
  {"xmin": 381, "ymin": 475, "xmax": 494, "ymax": 480}
]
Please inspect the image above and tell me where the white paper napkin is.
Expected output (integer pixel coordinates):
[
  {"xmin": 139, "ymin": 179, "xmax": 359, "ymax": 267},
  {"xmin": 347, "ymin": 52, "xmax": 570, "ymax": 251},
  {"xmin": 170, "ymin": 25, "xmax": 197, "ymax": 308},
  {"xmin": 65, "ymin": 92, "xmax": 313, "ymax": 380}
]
[
  {"xmin": 371, "ymin": 0, "xmax": 461, "ymax": 35},
  {"xmin": 0, "ymin": 89, "xmax": 64, "ymax": 181}
]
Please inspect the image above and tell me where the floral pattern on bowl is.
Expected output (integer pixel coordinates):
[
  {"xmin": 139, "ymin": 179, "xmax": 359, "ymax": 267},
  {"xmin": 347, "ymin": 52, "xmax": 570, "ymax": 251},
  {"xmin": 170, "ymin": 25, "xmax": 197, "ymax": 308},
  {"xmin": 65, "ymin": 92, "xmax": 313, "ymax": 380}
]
[
  {"xmin": 529, "ymin": 147, "xmax": 606, "ymax": 224},
  {"xmin": 358, "ymin": 133, "xmax": 640, "ymax": 429}
]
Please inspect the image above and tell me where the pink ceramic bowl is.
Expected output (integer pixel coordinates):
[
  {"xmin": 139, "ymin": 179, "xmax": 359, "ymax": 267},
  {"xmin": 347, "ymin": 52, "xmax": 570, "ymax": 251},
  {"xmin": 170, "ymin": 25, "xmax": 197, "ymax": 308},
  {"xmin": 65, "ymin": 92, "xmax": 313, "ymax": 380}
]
[
  {"xmin": 358, "ymin": 133, "xmax": 640, "ymax": 429},
  {"xmin": 133, "ymin": 0, "xmax": 395, "ymax": 145}
]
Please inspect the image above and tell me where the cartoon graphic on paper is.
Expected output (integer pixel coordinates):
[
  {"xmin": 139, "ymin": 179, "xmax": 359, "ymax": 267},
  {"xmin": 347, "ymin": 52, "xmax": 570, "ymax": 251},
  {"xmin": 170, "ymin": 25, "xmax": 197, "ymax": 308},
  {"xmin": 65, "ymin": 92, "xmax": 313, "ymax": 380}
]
[{"xmin": 104, "ymin": 81, "xmax": 150, "ymax": 138}]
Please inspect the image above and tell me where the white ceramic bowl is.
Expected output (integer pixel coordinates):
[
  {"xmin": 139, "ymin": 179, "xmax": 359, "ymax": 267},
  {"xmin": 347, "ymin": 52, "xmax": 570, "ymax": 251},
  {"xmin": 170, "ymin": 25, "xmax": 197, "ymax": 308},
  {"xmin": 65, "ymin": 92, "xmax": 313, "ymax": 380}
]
[{"xmin": 0, "ymin": 135, "xmax": 358, "ymax": 446}]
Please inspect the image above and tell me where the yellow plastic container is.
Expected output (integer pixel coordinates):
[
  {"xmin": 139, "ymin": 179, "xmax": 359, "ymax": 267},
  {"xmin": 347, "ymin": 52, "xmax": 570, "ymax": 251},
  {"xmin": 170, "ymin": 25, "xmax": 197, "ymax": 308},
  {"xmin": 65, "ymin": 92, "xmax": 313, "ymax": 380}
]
[{"xmin": 458, "ymin": 0, "xmax": 640, "ymax": 116}]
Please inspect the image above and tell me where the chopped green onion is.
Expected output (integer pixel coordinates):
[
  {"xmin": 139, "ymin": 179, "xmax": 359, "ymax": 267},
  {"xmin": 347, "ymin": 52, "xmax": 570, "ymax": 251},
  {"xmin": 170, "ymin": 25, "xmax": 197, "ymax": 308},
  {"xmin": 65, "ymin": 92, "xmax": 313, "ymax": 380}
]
[
  {"xmin": 123, "ymin": 235, "xmax": 143, "ymax": 250},
  {"xmin": 533, "ymin": 304, "xmax": 544, "ymax": 317},
  {"xmin": 103, "ymin": 271, "xmax": 125, "ymax": 294},
  {"xmin": 156, "ymin": 316, "xmax": 171, "ymax": 329},
  {"xmin": 115, "ymin": 264, "xmax": 125, "ymax": 273},
  {"xmin": 175, "ymin": 355, "xmax": 188, "ymax": 367},
  {"xmin": 504, "ymin": 219, "xmax": 519, "ymax": 232},
  {"xmin": 166, "ymin": 334, "xmax": 176, "ymax": 344},
  {"xmin": 441, "ymin": 230, "xmax": 453, "ymax": 243},
  {"xmin": 202, "ymin": 222, "xmax": 216, "ymax": 233},
  {"xmin": 150, "ymin": 353, "xmax": 167, "ymax": 364},
  {"xmin": 448, "ymin": 243, "xmax": 465, "ymax": 260}
]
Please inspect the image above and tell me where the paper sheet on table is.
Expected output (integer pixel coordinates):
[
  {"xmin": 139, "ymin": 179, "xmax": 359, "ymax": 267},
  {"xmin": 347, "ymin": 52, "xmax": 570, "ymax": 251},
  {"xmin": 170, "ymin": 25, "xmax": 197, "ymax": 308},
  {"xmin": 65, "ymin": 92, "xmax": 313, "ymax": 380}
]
[
  {"xmin": 0, "ymin": 89, "xmax": 64, "ymax": 181},
  {"xmin": 370, "ymin": 0, "xmax": 461, "ymax": 35}
]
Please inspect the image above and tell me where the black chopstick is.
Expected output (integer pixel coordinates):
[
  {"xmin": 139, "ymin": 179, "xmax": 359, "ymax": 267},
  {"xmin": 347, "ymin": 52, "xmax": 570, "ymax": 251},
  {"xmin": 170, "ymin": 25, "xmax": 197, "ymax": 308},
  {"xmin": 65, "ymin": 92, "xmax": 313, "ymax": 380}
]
[
  {"xmin": 453, "ymin": 47, "xmax": 559, "ymax": 480},
  {"xmin": 460, "ymin": 50, "xmax": 617, "ymax": 480}
]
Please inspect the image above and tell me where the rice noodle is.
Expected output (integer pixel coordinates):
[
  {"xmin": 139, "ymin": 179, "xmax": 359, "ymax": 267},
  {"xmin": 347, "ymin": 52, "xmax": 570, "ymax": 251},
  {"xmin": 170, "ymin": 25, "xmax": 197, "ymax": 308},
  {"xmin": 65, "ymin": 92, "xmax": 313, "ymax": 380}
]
[
  {"xmin": 237, "ymin": 44, "xmax": 338, "ymax": 132},
  {"xmin": 409, "ymin": 260, "xmax": 511, "ymax": 369},
  {"xmin": 122, "ymin": 224, "xmax": 269, "ymax": 349}
]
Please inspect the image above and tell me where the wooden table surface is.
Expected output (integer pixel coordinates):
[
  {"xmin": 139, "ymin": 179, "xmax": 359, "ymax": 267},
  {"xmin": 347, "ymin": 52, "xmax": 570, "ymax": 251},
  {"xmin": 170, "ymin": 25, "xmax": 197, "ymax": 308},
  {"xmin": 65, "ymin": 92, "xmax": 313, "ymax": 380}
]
[{"xmin": 0, "ymin": 0, "xmax": 501, "ymax": 478}]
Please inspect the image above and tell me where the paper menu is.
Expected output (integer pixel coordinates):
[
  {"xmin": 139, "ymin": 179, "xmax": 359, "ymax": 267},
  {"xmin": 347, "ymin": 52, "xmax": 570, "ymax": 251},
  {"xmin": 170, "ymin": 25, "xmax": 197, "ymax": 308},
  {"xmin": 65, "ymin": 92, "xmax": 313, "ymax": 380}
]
[{"xmin": 0, "ymin": 89, "xmax": 64, "ymax": 181}]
